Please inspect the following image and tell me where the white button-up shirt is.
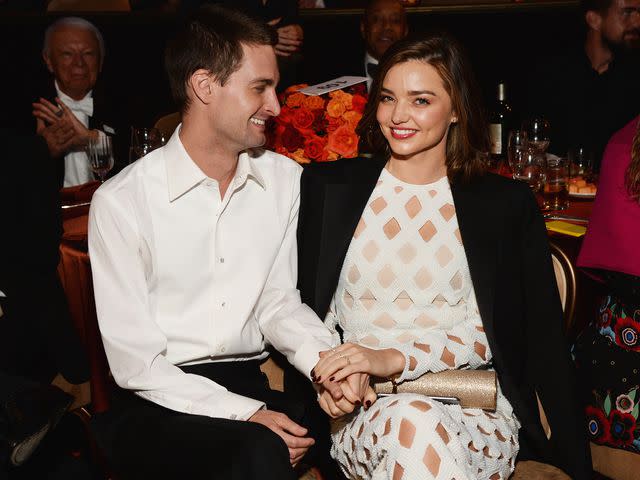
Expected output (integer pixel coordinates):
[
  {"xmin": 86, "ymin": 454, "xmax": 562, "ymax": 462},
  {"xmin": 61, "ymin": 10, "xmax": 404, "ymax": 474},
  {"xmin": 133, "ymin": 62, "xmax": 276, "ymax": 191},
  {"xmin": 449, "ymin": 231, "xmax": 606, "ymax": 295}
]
[{"xmin": 88, "ymin": 127, "xmax": 333, "ymax": 421}]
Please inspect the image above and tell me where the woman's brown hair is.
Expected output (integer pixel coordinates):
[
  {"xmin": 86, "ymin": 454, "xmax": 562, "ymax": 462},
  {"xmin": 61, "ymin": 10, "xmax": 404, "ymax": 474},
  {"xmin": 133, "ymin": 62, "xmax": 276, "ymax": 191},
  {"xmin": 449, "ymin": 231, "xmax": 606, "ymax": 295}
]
[
  {"xmin": 625, "ymin": 117, "xmax": 640, "ymax": 202},
  {"xmin": 356, "ymin": 32, "xmax": 490, "ymax": 182}
]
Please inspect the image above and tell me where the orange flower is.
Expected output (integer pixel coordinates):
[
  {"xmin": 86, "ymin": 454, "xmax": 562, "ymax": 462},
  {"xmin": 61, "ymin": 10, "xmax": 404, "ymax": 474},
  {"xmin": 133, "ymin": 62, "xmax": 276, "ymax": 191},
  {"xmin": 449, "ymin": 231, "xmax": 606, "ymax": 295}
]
[
  {"xmin": 325, "ymin": 114, "xmax": 343, "ymax": 132},
  {"xmin": 342, "ymin": 110, "xmax": 362, "ymax": 128},
  {"xmin": 328, "ymin": 123, "xmax": 358, "ymax": 158},
  {"xmin": 326, "ymin": 98, "xmax": 346, "ymax": 118},
  {"xmin": 291, "ymin": 148, "xmax": 311, "ymax": 164},
  {"xmin": 303, "ymin": 95, "xmax": 325, "ymax": 110},
  {"xmin": 352, "ymin": 94, "xmax": 367, "ymax": 114},
  {"xmin": 330, "ymin": 90, "xmax": 353, "ymax": 109},
  {"xmin": 284, "ymin": 83, "xmax": 308, "ymax": 95},
  {"xmin": 286, "ymin": 92, "xmax": 306, "ymax": 108},
  {"xmin": 292, "ymin": 108, "xmax": 315, "ymax": 130},
  {"xmin": 304, "ymin": 135, "xmax": 328, "ymax": 161}
]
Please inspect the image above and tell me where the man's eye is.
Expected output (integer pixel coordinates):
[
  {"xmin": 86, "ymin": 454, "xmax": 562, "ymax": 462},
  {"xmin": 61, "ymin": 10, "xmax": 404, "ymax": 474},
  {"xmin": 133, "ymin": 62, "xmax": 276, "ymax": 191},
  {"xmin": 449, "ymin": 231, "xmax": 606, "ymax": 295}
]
[{"xmin": 255, "ymin": 86, "xmax": 266, "ymax": 93}]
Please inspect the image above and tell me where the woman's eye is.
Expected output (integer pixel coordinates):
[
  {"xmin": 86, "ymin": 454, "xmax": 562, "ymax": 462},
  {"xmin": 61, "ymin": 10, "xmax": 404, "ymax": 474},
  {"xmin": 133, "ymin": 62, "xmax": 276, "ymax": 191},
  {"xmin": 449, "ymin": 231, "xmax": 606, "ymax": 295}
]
[
  {"xmin": 415, "ymin": 97, "xmax": 430, "ymax": 105},
  {"xmin": 380, "ymin": 95, "xmax": 394, "ymax": 103}
]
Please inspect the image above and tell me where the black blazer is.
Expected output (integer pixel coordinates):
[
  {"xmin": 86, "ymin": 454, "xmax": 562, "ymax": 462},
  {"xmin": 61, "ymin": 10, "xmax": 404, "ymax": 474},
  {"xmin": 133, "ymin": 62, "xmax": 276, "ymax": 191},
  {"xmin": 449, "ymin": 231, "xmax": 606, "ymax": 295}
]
[{"xmin": 297, "ymin": 156, "xmax": 591, "ymax": 479}]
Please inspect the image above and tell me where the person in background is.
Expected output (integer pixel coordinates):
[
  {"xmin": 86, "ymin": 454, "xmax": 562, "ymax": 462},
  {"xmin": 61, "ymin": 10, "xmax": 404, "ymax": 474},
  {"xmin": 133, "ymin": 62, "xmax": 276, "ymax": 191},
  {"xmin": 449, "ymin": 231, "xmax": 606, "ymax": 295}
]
[
  {"xmin": 527, "ymin": 0, "xmax": 640, "ymax": 171},
  {"xmin": 297, "ymin": 32, "xmax": 591, "ymax": 479},
  {"xmin": 88, "ymin": 6, "xmax": 351, "ymax": 479},
  {"xmin": 360, "ymin": 0, "xmax": 408, "ymax": 91},
  {"xmin": 31, "ymin": 17, "xmax": 123, "ymax": 187},
  {"xmin": 573, "ymin": 116, "xmax": 640, "ymax": 457}
]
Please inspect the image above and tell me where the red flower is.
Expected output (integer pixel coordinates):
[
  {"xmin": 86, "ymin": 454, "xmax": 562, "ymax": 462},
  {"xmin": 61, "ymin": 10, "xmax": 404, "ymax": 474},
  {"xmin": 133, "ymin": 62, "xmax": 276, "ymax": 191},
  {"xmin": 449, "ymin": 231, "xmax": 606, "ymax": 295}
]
[
  {"xmin": 608, "ymin": 410, "xmax": 636, "ymax": 447},
  {"xmin": 280, "ymin": 127, "xmax": 304, "ymax": 152},
  {"xmin": 292, "ymin": 108, "xmax": 315, "ymax": 130},
  {"xmin": 613, "ymin": 316, "xmax": 640, "ymax": 351},
  {"xmin": 352, "ymin": 94, "xmax": 367, "ymax": 114},
  {"xmin": 327, "ymin": 123, "xmax": 358, "ymax": 158},
  {"xmin": 276, "ymin": 107, "xmax": 294, "ymax": 125},
  {"xmin": 304, "ymin": 135, "xmax": 328, "ymax": 161},
  {"xmin": 585, "ymin": 405, "xmax": 611, "ymax": 444}
]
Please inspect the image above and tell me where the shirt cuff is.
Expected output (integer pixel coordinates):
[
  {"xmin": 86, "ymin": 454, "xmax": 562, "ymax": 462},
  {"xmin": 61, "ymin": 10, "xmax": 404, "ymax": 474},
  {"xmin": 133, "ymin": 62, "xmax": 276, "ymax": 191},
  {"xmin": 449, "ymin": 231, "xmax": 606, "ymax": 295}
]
[{"xmin": 293, "ymin": 339, "xmax": 333, "ymax": 380}]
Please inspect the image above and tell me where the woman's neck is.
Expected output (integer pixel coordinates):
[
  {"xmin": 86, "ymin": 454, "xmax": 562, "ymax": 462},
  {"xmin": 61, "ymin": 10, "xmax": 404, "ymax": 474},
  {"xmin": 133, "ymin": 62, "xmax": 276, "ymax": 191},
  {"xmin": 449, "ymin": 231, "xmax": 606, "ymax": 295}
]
[{"xmin": 386, "ymin": 151, "xmax": 447, "ymax": 185}]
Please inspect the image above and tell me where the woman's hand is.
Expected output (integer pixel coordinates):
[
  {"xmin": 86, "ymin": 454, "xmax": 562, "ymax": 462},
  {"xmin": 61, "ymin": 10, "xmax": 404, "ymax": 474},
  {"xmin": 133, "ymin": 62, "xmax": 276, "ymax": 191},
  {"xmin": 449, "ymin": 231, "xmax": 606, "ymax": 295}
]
[
  {"xmin": 313, "ymin": 343, "xmax": 405, "ymax": 385},
  {"xmin": 316, "ymin": 382, "xmax": 378, "ymax": 418}
]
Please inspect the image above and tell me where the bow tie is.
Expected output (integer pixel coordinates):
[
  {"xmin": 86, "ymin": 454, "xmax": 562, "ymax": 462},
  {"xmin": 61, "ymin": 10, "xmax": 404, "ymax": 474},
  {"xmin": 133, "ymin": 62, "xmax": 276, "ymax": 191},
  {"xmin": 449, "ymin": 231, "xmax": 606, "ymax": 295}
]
[
  {"xmin": 366, "ymin": 62, "xmax": 379, "ymax": 78},
  {"xmin": 60, "ymin": 96, "xmax": 94, "ymax": 117}
]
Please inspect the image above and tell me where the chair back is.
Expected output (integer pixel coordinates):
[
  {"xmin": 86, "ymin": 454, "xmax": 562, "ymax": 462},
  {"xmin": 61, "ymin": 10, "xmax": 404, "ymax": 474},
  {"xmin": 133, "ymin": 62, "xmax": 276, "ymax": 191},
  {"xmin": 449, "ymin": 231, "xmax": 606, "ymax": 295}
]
[
  {"xmin": 153, "ymin": 112, "xmax": 181, "ymax": 141},
  {"xmin": 549, "ymin": 240, "xmax": 577, "ymax": 336}
]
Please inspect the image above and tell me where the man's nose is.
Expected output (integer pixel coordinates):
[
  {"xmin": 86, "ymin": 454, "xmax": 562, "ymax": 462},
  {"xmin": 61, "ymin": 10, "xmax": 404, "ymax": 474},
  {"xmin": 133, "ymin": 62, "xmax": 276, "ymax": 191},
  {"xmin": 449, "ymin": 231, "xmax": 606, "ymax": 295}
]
[
  {"xmin": 71, "ymin": 53, "xmax": 86, "ymax": 68},
  {"xmin": 266, "ymin": 90, "xmax": 281, "ymax": 117}
]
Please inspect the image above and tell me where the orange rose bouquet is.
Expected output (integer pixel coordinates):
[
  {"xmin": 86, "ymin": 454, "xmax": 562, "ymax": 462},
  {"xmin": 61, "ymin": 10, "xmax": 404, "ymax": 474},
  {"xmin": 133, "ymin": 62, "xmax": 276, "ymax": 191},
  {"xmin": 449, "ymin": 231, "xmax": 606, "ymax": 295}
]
[{"xmin": 267, "ymin": 82, "xmax": 368, "ymax": 164}]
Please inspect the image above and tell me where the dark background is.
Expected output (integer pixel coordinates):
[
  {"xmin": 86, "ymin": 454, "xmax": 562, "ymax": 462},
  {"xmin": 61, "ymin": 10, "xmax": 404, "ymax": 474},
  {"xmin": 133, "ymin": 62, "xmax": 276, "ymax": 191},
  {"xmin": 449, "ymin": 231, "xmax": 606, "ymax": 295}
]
[{"xmin": 0, "ymin": 4, "xmax": 583, "ymax": 134}]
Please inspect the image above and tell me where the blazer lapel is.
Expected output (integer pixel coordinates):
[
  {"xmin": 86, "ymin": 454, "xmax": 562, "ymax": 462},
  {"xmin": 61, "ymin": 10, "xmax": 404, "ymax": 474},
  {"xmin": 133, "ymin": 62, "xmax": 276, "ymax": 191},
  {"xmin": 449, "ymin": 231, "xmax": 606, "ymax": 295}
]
[
  {"xmin": 451, "ymin": 177, "xmax": 500, "ymax": 350},
  {"xmin": 315, "ymin": 158, "xmax": 386, "ymax": 315}
]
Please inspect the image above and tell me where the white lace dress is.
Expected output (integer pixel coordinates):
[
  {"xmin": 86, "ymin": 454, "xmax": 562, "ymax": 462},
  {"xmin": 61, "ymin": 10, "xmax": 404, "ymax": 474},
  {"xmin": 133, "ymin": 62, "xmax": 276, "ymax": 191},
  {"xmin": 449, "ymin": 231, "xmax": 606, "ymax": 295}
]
[{"xmin": 325, "ymin": 169, "xmax": 520, "ymax": 480}]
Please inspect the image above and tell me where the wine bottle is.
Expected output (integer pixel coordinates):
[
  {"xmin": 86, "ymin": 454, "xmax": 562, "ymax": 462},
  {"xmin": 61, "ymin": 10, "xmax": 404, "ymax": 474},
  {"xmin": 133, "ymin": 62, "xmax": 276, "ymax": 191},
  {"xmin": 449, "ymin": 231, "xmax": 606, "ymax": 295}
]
[{"xmin": 489, "ymin": 82, "xmax": 512, "ymax": 164}]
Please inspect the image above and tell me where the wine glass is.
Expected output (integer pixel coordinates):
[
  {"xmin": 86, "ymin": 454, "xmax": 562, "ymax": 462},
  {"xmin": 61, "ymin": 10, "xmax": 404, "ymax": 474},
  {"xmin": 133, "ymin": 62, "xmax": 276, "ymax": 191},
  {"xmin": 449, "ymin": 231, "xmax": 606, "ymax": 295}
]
[
  {"xmin": 522, "ymin": 116, "xmax": 550, "ymax": 155},
  {"xmin": 511, "ymin": 145, "xmax": 545, "ymax": 191},
  {"xmin": 507, "ymin": 129, "xmax": 528, "ymax": 173},
  {"xmin": 568, "ymin": 146, "xmax": 594, "ymax": 181},
  {"xmin": 87, "ymin": 136, "xmax": 114, "ymax": 183},
  {"xmin": 129, "ymin": 127, "xmax": 164, "ymax": 163}
]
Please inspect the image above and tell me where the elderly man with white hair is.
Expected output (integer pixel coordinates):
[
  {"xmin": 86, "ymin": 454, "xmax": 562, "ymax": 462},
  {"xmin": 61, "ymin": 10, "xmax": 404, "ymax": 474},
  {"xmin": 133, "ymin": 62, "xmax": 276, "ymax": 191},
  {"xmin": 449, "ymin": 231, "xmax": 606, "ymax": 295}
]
[{"xmin": 32, "ymin": 17, "xmax": 121, "ymax": 187}]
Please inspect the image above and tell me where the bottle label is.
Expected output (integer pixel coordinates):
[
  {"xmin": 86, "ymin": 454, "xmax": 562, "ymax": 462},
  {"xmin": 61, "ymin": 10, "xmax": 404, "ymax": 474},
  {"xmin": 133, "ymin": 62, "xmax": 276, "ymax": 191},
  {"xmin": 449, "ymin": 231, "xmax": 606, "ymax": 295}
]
[{"xmin": 490, "ymin": 124, "xmax": 502, "ymax": 154}]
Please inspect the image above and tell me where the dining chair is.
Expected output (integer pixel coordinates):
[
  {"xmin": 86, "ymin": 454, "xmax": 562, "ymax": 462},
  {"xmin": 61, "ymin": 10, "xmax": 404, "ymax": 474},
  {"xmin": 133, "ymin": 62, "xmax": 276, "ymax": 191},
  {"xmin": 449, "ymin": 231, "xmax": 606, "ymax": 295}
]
[
  {"xmin": 549, "ymin": 240, "xmax": 578, "ymax": 336},
  {"xmin": 153, "ymin": 112, "xmax": 181, "ymax": 141}
]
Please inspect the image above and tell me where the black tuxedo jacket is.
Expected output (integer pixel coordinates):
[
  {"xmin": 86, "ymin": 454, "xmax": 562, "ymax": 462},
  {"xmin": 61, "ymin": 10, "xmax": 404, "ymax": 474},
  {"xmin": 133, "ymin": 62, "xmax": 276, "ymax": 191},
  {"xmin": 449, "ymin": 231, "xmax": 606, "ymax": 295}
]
[{"xmin": 296, "ymin": 156, "xmax": 591, "ymax": 479}]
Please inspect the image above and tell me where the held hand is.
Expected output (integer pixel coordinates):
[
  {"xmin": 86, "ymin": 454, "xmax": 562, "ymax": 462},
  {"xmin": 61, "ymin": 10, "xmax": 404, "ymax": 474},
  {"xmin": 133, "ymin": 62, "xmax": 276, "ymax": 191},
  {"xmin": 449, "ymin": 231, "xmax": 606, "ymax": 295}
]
[
  {"xmin": 314, "ymin": 343, "xmax": 405, "ymax": 384},
  {"xmin": 248, "ymin": 409, "xmax": 314, "ymax": 466},
  {"xmin": 316, "ymin": 386, "xmax": 355, "ymax": 418},
  {"xmin": 267, "ymin": 18, "xmax": 303, "ymax": 56}
]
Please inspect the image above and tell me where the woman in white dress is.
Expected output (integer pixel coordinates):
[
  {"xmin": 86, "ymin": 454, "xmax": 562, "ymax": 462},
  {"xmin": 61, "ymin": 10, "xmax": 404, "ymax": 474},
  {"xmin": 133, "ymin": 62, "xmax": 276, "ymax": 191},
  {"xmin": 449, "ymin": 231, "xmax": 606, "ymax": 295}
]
[{"xmin": 299, "ymin": 33, "xmax": 590, "ymax": 480}]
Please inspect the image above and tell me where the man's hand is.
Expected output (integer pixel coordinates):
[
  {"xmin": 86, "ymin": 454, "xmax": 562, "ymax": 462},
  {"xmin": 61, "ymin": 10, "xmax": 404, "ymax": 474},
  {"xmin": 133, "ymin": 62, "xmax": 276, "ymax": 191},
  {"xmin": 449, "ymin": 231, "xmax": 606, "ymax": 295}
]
[
  {"xmin": 248, "ymin": 409, "xmax": 314, "ymax": 466},
  {"xmin": 32, "ymin": 97, "xmax": 98, "ymax": 151},
  {"xmin": 267, "ymin": 18, "xmax": 303, "ymax": 57},
  {"xmin": 36, "ymin": 118, "xmax": 75, "ymax": 158}
]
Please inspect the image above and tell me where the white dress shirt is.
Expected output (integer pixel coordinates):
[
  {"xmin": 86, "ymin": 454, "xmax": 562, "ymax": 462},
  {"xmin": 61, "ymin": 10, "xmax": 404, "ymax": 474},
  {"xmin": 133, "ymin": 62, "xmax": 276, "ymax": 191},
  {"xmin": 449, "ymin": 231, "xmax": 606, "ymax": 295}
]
[
  {"xmin": 55, "ymin": 82, "xmax": 95, "ymax": 187},
  {"xmin": 364, "ymin": 52, "xmax": 378, "ymax": 92},
  {"xmin": 88, "ymin": 126, "xmax": 334, "ymax": 421}
]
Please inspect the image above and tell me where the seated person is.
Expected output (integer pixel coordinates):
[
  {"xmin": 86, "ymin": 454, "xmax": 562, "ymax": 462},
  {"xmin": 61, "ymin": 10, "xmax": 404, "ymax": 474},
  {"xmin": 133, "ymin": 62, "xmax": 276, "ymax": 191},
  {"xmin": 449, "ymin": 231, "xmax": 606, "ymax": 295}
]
[
  {"xmin": 573, "ymin": 115, "xmax": 640, "ymax": 454},
  {"xmin": 88, "ymin": 6, "xmax": 344, "ymax": 479},
  {"xmin": 32, "ymin": 17, "xmax": 123, "ymax": 187},
  {"xmin": 299, "ymin": 33, "xmax": 592, "ymax": 479}
]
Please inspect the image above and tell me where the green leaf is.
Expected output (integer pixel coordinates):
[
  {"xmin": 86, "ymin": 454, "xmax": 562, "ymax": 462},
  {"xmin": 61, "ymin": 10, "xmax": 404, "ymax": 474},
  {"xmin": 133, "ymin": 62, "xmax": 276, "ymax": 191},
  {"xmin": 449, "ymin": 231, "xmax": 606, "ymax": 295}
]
[
  {"xmin": 633, "ymin": 402, "xmax": 639, "ymax": 420},
  {"xmin": 604, "ymin": 394, "xmax": 612, "ymax": 416}
]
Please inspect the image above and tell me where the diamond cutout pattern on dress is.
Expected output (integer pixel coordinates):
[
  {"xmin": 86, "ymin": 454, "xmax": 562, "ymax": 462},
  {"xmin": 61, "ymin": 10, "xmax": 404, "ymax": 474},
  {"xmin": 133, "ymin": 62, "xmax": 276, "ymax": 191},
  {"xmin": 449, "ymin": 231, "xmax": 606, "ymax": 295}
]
[
  {"xmin": 399, "ymin": 418, "xmax": 416, "ymax": 448},
  {"xmin": 354, "ymin": 218, "xmax": 367, "ymax": 239},
  {"xmin": 394, "ymin": 290, "xmax": 413, "ymax": 310},
  {"xmin": 394, "ymin": 186, "xmax": 403, "ymax": 194},
  {"xmin": 360, "ymin": 289, "xmax": 376, "ymax": 310},
  {"xmin": 436, "ymin": 245, "xmax": 453, "ymax": 267},
  {"xmin": 414, "ymin": 267, "xmax": 433, "ymax": 289},
  {"xmin": 419, "ymin": 220, "xmax": 437, "ymax": 242},
  {"xmin": 370, "ymin": 196, "xmax": 388, "ymax": 215},
  {"xmin": 360, "ymin": 335, "xmax": 381, "ymax": 346},
  {"xmin": 348, "ymin": 265, "xmax": 361, "ymax": 284},
  {"xmin": 377, "ymin": 265, "xmax": 396, "ymax": 288},
  {"xmin": 362, "ymin": 240, "xmax": 380, "ymax": 262},
  {"xmin": 404, "ymin": 195, "xmax": 422, "ymax": 219},
  {"xmin": 439, "ymin": 203, "xmax": 455, "ymax": 221},
  {"xmin": 397, "ymin": 243, "xmax": 417, "ymax": 264},
  {"xmin": 343, "ymin": 291, "xmax": 354, "ymax": 310},
  {"xmin": 414, "ymin": 313, "xmax": 437, "ymax": 327},
  {"xmin": 373, "ymin": 313, "xmax": 397, "ymax": 329},
  {"xmin": 396, "ymin": 331, "xmax": 417, "ymax": 343},
  {"xmin": 428, "ymin": 189, "xmax": 437, "ymax": 198},
  {"xmin": 454, "ymin": 228, "xmax": 462, "ymax": 244},
  {"xmin": 450, "ymin": 271, "xmax": 462, "ymax": 290},
  {"xmin": 423, "ymin": 445, "xmax": 441, "ymax": 477},
  {"xmin": 383, "ymin": 218, "xmax": 401, "ymax": 239}
]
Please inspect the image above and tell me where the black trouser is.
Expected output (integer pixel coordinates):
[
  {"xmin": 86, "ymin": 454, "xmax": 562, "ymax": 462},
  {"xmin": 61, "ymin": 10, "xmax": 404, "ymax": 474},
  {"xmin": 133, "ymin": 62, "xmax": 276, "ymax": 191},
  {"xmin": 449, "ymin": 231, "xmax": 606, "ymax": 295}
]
[{"xmin": 107, "ymin": 360, "xmax": 305, "ymax": 480}]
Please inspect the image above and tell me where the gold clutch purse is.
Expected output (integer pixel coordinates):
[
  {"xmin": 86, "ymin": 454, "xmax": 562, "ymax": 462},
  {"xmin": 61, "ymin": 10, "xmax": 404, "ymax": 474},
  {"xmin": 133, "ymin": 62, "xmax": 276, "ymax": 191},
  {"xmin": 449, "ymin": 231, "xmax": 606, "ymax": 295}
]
[{"xmin": 372, "ymin": 369, "xmax": 497, "ymax": 411}]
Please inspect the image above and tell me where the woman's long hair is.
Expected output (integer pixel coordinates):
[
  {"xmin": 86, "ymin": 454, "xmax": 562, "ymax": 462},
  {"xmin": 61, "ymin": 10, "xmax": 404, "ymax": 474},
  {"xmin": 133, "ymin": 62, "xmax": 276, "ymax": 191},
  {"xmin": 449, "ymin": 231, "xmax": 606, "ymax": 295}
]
[
  {"xmin": 625, "ymin": 117, "xmax": 640, "ymax": 202},
  {"xmin": 356, "ymin": 32, "xmax": 490, "ymax": 182}
]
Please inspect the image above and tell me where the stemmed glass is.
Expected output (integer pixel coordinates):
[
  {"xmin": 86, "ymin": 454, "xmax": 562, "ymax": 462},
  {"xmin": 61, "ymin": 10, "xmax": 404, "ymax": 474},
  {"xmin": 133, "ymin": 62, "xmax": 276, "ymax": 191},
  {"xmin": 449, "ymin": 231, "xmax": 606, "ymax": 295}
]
[
  {"xmin": 522, "ymin": 116, "xmax": 550, "ymax": 156},
  {"xmin": 511, "ymin": 145, "xmax": 545, "ymax": 191},
  {"xmin": 87, "ymin": 135, "xmax": 114, "ymax": 183},
  {"xmin": 129, "ymin": 127, "xmax": 164, "ymax": 163},
  {"xmin": 507, "ymin": 129, "xmax": 528, "ymax": 175}
]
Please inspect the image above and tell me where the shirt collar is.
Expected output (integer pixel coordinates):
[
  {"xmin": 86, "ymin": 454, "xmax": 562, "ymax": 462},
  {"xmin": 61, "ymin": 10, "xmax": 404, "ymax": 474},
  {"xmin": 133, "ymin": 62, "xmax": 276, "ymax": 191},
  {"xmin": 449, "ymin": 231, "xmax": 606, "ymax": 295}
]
[
  {"xmin": 165, "ymin": 125, "xmax": 266, "ymax": 202},
  {"xmin": 54, "ymin": 80, "xmax": 92, "ymax": 104},
  {"xmin": 365, "ymin": 52, "xmax": 378, "ymax": 67}
]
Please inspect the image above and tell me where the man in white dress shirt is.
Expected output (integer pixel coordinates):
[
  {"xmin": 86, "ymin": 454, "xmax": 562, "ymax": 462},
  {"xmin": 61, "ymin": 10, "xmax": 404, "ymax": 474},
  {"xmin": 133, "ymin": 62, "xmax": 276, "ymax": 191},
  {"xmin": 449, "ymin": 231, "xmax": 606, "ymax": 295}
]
[
  {"xmin": 361, "ymin": 0, "xmax": 408, "ymax": 91},
  {"xmin": 32, "ymin": 17, "xmax": 116, "ymax": 187},
  {"xmin": 88, "ymin": 6, "xmax": 344, "ymax": 479}
]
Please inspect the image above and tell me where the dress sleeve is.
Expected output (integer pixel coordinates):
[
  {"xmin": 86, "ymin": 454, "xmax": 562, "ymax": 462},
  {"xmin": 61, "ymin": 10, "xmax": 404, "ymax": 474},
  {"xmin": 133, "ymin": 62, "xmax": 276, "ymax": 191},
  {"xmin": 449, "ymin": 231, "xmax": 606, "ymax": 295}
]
[{"xmin": 379, "ymin": 288, "xmax": 492, "ymax": 383}]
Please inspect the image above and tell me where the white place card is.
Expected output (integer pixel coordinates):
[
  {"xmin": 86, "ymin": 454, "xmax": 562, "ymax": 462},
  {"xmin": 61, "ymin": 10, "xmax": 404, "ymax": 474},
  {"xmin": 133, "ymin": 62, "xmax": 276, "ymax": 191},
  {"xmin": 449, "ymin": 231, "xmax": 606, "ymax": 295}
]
[{"xmin": 300, "ymin": 76, "xmax": 367, "ymax": 96}]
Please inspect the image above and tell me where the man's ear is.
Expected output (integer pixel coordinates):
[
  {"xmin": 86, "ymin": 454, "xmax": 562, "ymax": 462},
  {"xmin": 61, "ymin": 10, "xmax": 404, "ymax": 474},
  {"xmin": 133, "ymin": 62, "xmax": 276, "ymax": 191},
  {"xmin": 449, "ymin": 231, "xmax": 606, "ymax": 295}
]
[
  {"xmin": 188, "ymin": 69, "xmax": 215, "ymax": 106},
  {"xmin": 43, "ymin": 52, "xmax": 54, "ymax": 74},
  {"xmin": 585, "ymin": 10, "xmax": 602, "ymax": 32}
]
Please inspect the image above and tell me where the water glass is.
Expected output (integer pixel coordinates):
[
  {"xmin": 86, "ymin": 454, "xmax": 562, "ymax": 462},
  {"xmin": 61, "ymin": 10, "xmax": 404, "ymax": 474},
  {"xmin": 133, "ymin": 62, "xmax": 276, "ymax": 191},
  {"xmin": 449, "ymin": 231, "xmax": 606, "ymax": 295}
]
[
  {"xmin": 130, "ymin": 127, "xmax": 164, "ymax": 163},
  {"xmin": 511, "ymin": 146, "xmax": 545, "ymax": 191},
  {"xmin": 507, "ymin": 129, "xmax": 528, "ymax": 171},
  {"xmin": 543, "ymin": 157, "xmax": 569, "ymax": 211},
  {"xmin": 87, "ymin": 135, "xmax": 115, "ymax": 183},
  {"xmin": 522, "ymin": 117, "xmax": 551, "ymax": 154},
  {"xmin": 568, "ymin": 146, "xmax": 594, "ymax": 180}
]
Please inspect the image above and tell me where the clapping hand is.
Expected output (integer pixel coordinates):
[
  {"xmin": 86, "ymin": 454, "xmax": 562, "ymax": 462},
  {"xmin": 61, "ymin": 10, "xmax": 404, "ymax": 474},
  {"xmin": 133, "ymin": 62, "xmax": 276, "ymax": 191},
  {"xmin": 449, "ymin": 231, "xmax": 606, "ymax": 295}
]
[
  {"xmin": 267, "ymin": 18, "xmax": 303, "ymax": 57},
  {"xmin": 32, "ymin": 97, "xmax": 97, "ymax": 151}
]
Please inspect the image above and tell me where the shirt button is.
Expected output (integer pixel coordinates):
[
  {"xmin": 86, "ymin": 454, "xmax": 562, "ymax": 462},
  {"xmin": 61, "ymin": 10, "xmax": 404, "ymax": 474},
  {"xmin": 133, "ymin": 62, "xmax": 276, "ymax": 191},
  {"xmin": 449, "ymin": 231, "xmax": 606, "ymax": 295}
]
[
  {"xmin": 220, "ymin": 345, "xmax": 226, "ymax": 353},
  {"xmin": 221, "ymin": 302, "xmax": 226, "ymax": 308},
  {"xmin": 220, "ymin": 257, "xmax": 225, "ymax": 263}
]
